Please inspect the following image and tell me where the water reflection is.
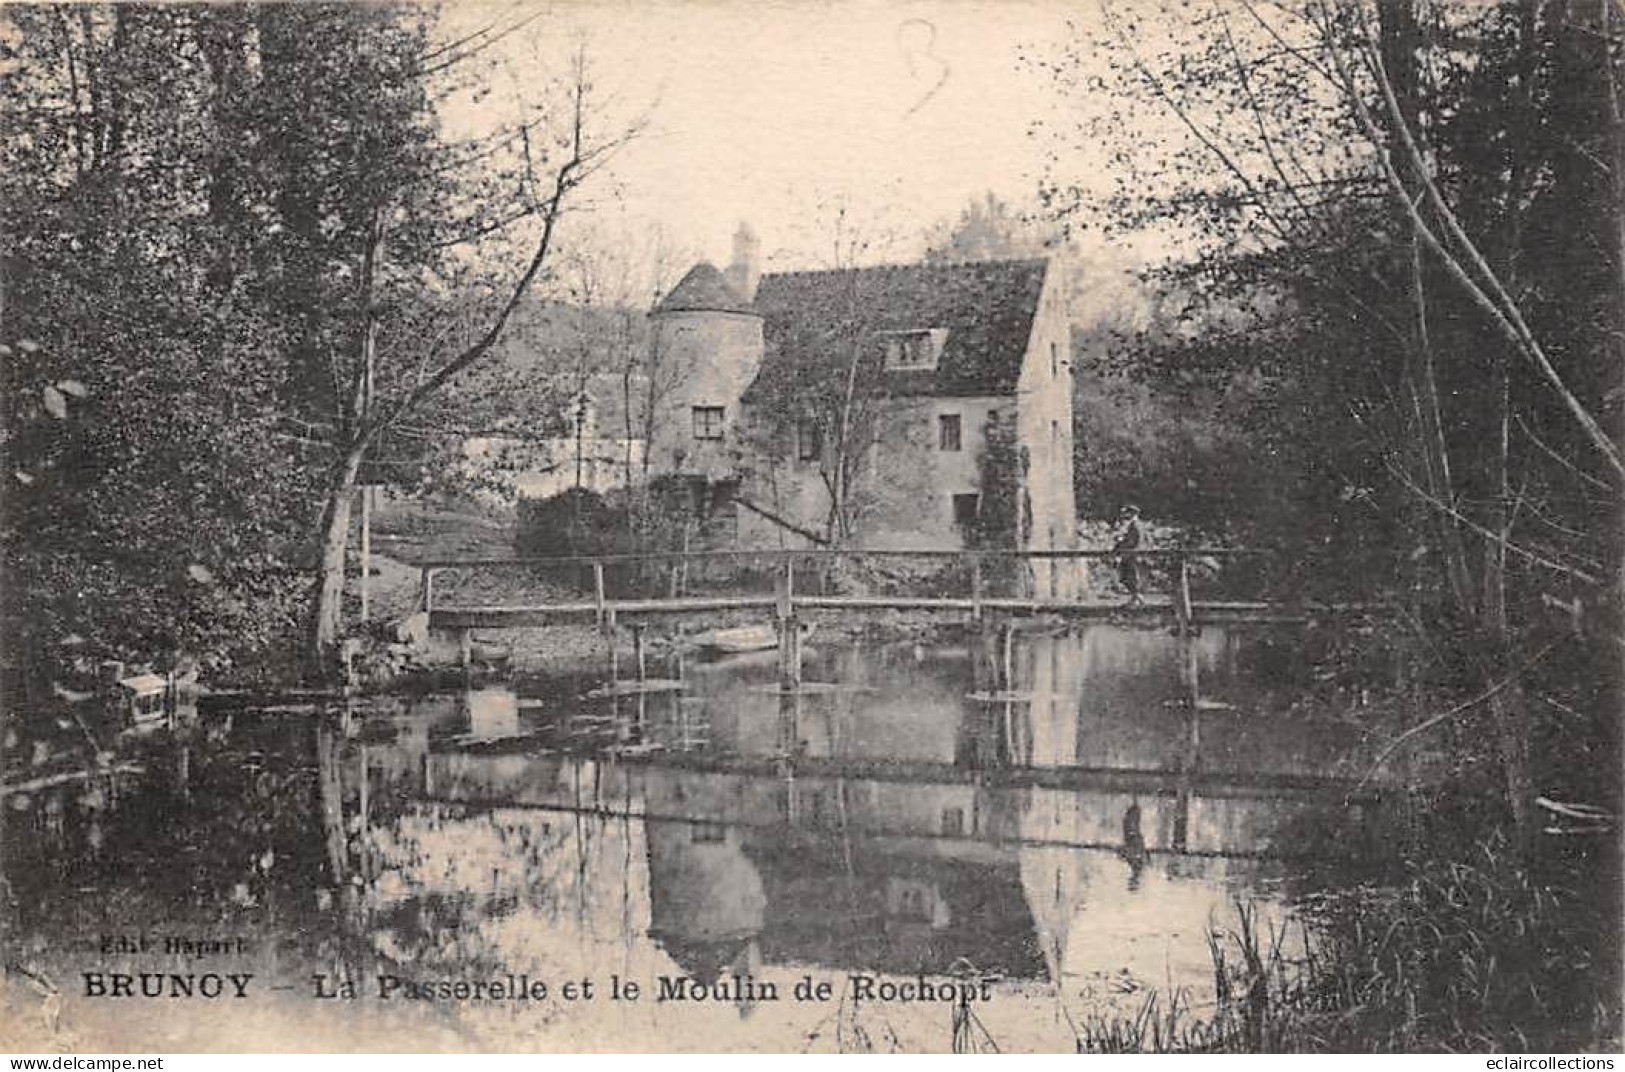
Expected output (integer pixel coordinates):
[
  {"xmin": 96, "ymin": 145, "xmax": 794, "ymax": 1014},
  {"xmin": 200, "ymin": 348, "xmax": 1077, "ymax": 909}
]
[
  {"xmin": 345, "ymin": 624, "xmax": 1385, "ymax": 1040},
  {"xmin": 6, "ymin": 624, "xmax": 1393, "ymax": 1052}
]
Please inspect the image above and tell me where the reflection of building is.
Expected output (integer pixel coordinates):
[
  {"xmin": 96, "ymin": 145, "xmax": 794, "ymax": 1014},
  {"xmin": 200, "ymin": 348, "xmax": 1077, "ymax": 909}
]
[
  {"xmin": 743, "ymin": 832, "xmax": 1045, "ymax": 979},
  {"xmin": 636, "ymin": 752, "xmax": 1041, "ymax": 978},
  {"xmin": 644, "ymin": 778, "xmax": 767, "ymax": 985},
  {"xmin": 356, "ymin": 625, "xmax": 1382, "ymax": 1002},
  {"xmin": 464, "ymin": 688, "xmax": 519, "ymax": 741}
]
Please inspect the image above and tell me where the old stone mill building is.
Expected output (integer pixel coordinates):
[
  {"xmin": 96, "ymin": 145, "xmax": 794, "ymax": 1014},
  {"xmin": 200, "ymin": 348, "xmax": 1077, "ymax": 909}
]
[{"xmin": 637, "ymin": 224, "xmax": 1082, "ymax": 595}]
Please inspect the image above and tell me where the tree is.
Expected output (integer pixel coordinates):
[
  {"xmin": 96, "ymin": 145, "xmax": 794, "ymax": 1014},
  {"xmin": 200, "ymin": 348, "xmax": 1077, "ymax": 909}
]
[
  {"xmin": 922, "ymin": 191, "xmax": 1062, "ymax": 263},
  {"xmin": 1, "ymin": 6, "xmax": 316, "ymax": 685},
  {"xmin": 1039, "ymin": 0, "xmax": 1622, "ymax": 842},
  {"xmin": 253, "ymin": 20, "xmax": 637, "ymax": 676},
  {"xmin": 737, "ymin": 206, "xmax": 929, "ymax": 548},
  {"xmin": 0, "ymin": 5, "xmax": 640, "ymax": 684},
  {"xmin": 551, "ymin": 221, "xmax": 689, "ymax": 520}
]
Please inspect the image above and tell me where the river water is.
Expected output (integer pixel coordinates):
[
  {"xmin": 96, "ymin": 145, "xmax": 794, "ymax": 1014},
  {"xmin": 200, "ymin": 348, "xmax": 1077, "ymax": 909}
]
[{"xmin": 4, "ymin": 623, "xmax": 1402, "ymax": 1052}]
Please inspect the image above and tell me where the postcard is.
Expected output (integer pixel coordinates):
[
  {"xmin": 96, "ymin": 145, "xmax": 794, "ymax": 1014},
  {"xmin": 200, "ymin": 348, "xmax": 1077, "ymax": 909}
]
[{"xmin": 3, "ymin": 0, "xmax": 1619, "ymax": 1055}]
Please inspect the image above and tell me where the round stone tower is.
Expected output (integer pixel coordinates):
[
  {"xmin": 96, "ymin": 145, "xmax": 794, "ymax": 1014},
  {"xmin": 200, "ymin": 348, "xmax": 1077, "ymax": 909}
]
[{"xmin": 647, "ymin": 260, "xmax": 763, "ymax": 478}]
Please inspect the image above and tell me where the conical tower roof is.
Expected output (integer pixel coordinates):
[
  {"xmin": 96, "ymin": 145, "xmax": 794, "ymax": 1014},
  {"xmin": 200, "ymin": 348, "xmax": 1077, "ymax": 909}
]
[{"xmin": 654, "ymin": 262, "xmax": 756, "ymax": 315}]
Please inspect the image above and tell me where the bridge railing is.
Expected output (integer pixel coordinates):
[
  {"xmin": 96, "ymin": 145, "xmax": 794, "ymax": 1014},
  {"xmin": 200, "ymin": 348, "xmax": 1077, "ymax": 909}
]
[{"xmin": 414, "ymin": 545, "xmax": 1314, "ymax": 628}]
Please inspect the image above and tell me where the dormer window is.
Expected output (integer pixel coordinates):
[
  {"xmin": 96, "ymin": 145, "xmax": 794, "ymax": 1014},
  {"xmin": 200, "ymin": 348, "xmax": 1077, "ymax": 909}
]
[{"xmin": 883, "ymin": 329, "xmax": 948, "ymax": 371}]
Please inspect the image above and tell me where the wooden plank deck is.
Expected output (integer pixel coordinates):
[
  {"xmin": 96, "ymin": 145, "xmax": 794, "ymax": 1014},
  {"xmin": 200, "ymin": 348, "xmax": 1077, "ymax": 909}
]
[
  {"xmin": 419, "ymin": 548, "xmax": 1386, "ymax": 646},
  {"xmin": 428, "ymin": 594, "xmax": 1366, "ymax": 630}
]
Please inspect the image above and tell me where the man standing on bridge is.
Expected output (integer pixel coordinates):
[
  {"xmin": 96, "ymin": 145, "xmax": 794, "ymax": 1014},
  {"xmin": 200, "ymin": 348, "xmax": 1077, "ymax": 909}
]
[{"xmin": 1113, "ymin": 505, "xmax": 1145, "ymax": 607}]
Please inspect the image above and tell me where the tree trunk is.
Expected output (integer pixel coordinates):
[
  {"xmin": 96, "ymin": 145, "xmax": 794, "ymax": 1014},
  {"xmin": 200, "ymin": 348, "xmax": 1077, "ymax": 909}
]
[
  {"xmin": 316, "ymin": 718, "xmax": 350, "ymax": 885},
  {"xmin": 306, "ymin": 447, "xmax": 366, "ymax": 681},
  {"xmin": 1484, "ymin": 661, "xmax": 1534, "ymax": 842},
  {"xmin": 1482, "ymin": 354, "xmax": 1533, "ymax": 842},
  {"xmin": 1380, "ymin": 0, "xmax": 1534, "ymax": 844},
  {"xmin": 1597, "ymin": 0, "xmax": 1625, "ymax": 607}
]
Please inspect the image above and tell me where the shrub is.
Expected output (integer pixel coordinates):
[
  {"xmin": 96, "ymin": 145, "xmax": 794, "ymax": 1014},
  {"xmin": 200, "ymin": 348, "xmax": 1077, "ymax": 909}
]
[{"xmin": 515, "ymin": 488, "xmax": 626, "ymax": 559}]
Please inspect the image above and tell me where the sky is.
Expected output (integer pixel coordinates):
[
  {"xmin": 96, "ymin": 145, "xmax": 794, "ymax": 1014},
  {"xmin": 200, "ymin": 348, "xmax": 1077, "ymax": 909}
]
[{"xmin": 439, "ymin": 1, "xmax": 1114, "ymax": 289}]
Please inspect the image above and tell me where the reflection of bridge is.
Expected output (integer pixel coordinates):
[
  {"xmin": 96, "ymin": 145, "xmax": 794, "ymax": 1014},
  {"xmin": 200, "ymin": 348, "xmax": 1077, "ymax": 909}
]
[
  {"xmin": 382, "ymin": 591, "xmax": 1395, "ymax": 868},
  {"xmin": 402, "ymin": 746, "xmax": 1380, "ymax": 861},
  {"xmin": 433, "ymin": 746, "xmax": 1382, "ymax": 801},
  {"xmin": 417, "ymin": 548, "xmax": 1384, "ymax": 664},
  {"xmin": 319, "ymin": 690, "xmax": 1386, "ymax": 1002},
  {"xmin": 323, "ymin": 614, "xmax": 1394, "ymax": 1013}
]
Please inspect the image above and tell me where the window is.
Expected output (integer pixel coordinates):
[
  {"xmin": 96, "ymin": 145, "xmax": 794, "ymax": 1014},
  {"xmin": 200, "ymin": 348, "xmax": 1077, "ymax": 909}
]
[
  {"xmin": 896, "ymin": 884, "xmax": 931, "ymax": 920},
  {"xmin": 952, "ymin": 493, "xmax": 980, "ymax": 530},
  {"xmin": 941, "ymin": 807, "xmax": 965, "ymax": 837},
  {"xmin": 938, "ymin": 413, "xmax": 962, "ymax": 452},
  {"xmin": 796, "ymin": 419, "xmax": 822, "ymax": 461},
  {"xmin": 690, "ymin": 824, "xmax": 726, "ymax": 843},
  {"xmin": 1050, "ymin": 341, "xmax": 1059, "ymax": 378},
  {"xmin": 691, "ymin": 405, "xmax": 724, "ymax": 440},
  {"xmin": 883, "ymin": 329, "xmax": 947, "ymax": 370}
]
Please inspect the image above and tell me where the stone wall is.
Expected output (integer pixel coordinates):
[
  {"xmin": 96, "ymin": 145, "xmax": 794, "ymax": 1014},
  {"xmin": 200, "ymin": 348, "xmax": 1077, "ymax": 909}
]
[
  {"xmin": 1015, "ymin": 261, "xmax": 1084, "ymax": 597},
  {"xmin": 736, "ymin": 395, "xmax": 1008, "ymax": 550}
]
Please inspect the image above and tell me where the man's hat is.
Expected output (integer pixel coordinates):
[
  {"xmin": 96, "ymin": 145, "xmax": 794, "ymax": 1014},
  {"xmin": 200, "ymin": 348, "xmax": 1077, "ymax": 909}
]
[{"xmin": 1120, "ymin": 504, "xmax": 1140, "ymax": 517}]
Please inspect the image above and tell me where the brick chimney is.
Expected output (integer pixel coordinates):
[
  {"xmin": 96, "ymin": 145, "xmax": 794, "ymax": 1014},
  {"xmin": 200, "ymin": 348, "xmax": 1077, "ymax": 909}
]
[{"xmin": 724, "ymin": 222, "xmax": 760, "ymax": 302}]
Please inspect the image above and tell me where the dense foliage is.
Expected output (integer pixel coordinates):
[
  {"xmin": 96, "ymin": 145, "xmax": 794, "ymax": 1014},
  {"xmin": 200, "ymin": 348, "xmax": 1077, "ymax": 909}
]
[
  {"xmin": 515, "ymin": 488, "xmax": 624, "ymax": 560},
  {"xmin": 1, "ymin": 4, "xmax": 615, "ymax": 685},
  {"xmin": 1039, "ymin": 0, "xmax": 1622, "ymax": 1049},
  {"xmin": 1, "ymin": 6, "xmax": 319, "ymax": 683}
]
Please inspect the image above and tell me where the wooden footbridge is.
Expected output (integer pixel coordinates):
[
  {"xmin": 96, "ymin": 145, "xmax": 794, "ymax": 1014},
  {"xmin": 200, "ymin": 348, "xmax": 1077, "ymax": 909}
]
[
  {"xmin": 395, "ymin": 548, "xmax": 1397, "ymax": 819},
  {"xmin": 414, "ymin": 547, "xmax": 1381, "ymax": 670}
]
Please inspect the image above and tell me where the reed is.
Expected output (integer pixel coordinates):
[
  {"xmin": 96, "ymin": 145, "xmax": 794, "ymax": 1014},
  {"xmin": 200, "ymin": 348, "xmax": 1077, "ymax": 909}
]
[{"xmin": 1073, "ymin": 830, "xmax": 1620, "ymax": 1053}]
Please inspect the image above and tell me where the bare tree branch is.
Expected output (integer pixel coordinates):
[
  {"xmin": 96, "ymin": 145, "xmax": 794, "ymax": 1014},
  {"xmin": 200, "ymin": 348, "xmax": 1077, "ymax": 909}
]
[
  {"xmin": 363, "ymin": 52, "xmax": 636, "ymax": 446},
  {"xmin": 409, "ymin": 6, "xmax": 548, "ymax": 81},
  {"xmin": 1324, "ymin": 0, "xmax": 1625, "ymax": 482},
  {"xmin": 1353, "ymin": 637, "xmax": 1559, "ymax": 794},
  {"xmin": 1382, "ymin": 458, "xmax": 1601, "ymax": 585}
]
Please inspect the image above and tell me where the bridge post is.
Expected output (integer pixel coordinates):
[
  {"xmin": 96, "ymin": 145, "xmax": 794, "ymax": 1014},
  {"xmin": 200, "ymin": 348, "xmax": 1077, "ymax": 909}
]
[
  {"xmin": 776, "ymin": 554, "xmax": 800, "ymax": 688},
  {"xmin": 593, "ymin": 561, "xmax": 606, "ymax": 629},
  {"xmin": 457, "ymin": 627, "xmax": 472, "ymax": 675},
  {"xmin": 1173, "ymin": 676, "xmax": 1201, "ymax": 853},
  {"xmin": 357, "ymin": 741, "xmax": 371, "ymax": 879},
  {"xmin": 970, "ymin": 553, "xmax": 984, "ymax": 620},
  {"xmin": 1179, "ymin": 631, "xmax": 1200, "ymax": 706},
  {"xmin": 776, "ymin": 554, "xmax": 795, "ymax": 617},
  {"xmin": 1001, "ymin": 618, "xmax": 1015, "ymax": 694},
  {"xmin": 779, "ymin": 615, "xmax": 802, "ymax": 688},
  {"xmin": 419, "ymin": 567, "xmax": 435, "ymax": 614},
  {"xmin": 1174, "ymin": 554, "xmax": 1194, "ymax": 635},
  {"xmin": 775, "ymin": 686, "xmax": 802, "ymax": 821},
  {"xmin": 602, "ymin": 572, "xmax": 618, "ymax": 683},
  {"xmin": 973, "ymin": 616, "xmax": 998, "ymax": 695}
]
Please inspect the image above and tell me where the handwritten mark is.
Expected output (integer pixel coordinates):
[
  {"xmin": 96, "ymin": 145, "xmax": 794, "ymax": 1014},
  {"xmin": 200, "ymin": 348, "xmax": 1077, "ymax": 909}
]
[{"xmin": 897, "ymin": 18, "xmax": 949, "ymax": 117}]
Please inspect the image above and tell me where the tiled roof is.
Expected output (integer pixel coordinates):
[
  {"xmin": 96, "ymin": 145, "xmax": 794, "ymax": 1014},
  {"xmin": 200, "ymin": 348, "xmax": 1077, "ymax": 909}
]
[
  {"xmin": 744, "ymin": 258, "xmax": 1049, "ymax": 401},
  {"xmin": 654, "ymin": 262, "xmax": 756, "ymax": 315}
]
